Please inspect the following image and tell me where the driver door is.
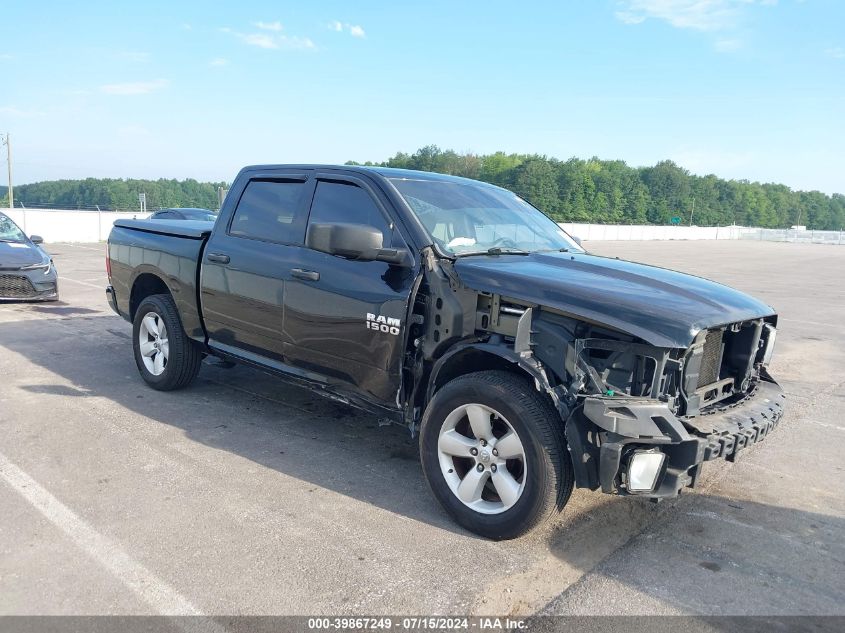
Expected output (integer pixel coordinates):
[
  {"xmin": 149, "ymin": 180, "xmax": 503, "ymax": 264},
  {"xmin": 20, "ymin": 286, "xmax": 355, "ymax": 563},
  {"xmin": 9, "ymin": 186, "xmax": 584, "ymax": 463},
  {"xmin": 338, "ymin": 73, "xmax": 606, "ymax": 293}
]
[{"xmin": 282, "ymin": 173, "xmax": 415, "ymax": 405}]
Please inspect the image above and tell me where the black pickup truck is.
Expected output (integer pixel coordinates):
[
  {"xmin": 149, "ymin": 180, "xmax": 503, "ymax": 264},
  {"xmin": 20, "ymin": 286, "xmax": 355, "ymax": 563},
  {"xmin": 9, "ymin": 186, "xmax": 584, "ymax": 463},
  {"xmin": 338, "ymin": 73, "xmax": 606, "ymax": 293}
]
[{"xmin": 106, "ymin": 165, "xmax": 785, "ymax": 539}]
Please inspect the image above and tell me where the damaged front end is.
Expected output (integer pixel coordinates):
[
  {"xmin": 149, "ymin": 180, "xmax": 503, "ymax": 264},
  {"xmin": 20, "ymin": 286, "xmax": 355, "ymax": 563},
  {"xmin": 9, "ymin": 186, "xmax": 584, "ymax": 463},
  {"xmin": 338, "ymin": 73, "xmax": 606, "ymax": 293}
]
[
  {"xmin": 411, "ymin": 250, "xmax": 786, "ymax": 501},
  {"xmin": 565, "ymin": 316, "xmax": 785, "ymax": 498}
]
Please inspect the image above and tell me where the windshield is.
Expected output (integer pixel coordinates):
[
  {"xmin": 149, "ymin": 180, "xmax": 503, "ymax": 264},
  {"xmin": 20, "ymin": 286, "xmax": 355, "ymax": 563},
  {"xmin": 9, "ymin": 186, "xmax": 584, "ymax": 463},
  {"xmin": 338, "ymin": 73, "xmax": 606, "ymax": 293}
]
[
  {"xmin": 182, "ymin": 209, "xmax": 218, "ymax": 222},
  {"xmin": 388, "ymin": 178, "xmax": 583, "ymax": 256},
  {"xmin": 0, "ymin": 214, "xmax": 27, "ymax": 243}
]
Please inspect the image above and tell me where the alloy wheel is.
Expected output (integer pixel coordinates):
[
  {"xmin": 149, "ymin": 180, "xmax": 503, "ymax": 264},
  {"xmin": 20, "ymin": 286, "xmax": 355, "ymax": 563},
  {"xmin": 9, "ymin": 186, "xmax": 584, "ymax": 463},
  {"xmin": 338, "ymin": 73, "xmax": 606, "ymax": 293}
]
[
  {"xmin": 138, "ymin": 311, "xmax": 169, "ymax": 376},
  {"xmin": 436, "ymin": 403, "xmax": 527, "ymax": 515}
]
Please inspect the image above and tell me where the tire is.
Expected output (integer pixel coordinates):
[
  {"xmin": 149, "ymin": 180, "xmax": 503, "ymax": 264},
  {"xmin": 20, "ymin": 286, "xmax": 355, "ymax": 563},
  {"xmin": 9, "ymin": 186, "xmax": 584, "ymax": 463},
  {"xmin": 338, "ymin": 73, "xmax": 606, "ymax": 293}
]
[
  {"xmin": 132, "ymin": 293, "xmax": 202, "ymax": 391},
  {"xmin": 420, "ymin": 370, "xmax": 573, "ymax": 540}
]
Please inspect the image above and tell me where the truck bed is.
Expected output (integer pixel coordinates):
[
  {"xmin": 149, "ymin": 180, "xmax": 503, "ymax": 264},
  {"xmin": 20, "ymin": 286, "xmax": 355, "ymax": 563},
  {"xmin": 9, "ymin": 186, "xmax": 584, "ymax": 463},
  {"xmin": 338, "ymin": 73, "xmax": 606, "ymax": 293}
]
[
  {"xmin": 113, "ymin": 218, "xmax": 214, "ymax": 240},
  {"xmin": 108, "ymin": 219, "xmax": 211, "ymax": 342}
]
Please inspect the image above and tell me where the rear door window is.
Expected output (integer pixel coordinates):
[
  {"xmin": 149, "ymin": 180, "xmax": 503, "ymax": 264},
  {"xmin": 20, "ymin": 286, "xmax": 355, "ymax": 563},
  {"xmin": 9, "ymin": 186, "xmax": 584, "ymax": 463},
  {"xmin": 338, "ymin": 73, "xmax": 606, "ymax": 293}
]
[{"xmin": 229, "ymin": 179, "xmax": 308, "ymax": 244}]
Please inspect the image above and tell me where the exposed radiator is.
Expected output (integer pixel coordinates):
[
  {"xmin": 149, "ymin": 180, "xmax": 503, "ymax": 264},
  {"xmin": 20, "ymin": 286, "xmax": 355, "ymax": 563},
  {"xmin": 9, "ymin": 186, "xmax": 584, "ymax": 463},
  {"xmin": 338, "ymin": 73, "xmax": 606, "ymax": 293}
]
[{"xmin": 699, "ymin": 328, "xmax": 724, "ymax": 386}]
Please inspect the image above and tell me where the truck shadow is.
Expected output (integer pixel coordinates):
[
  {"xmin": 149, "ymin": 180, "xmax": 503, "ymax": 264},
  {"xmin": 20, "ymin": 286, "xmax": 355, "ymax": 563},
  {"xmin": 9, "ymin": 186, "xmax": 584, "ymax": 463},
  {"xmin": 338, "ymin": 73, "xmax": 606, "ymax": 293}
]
[
  {"xmin": 0, "ymin": 313, "xmax": 462, "ymax": 534},
  {"xmin": 2, "ymin": 313, "xmax": 842, "ymax": 616}
]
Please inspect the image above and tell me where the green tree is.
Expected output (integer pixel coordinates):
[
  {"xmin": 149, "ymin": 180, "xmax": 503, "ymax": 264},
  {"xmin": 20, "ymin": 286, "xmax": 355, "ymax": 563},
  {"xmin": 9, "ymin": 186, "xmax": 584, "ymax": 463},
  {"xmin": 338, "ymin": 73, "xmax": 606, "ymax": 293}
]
[
  {"xmin": 513, "ymin": 159, "xmax": 559, "ymax": 215},
  {"xmin": 14, "ymin": 178, "xmax": 228, "ymax": 211},
  {"xmin": 13, "ymin": 148, "xmax": 845, "ymax": 230},
  {"xmin": 479, "ymin": 152, "xmax": 523, "ymax": 188}
]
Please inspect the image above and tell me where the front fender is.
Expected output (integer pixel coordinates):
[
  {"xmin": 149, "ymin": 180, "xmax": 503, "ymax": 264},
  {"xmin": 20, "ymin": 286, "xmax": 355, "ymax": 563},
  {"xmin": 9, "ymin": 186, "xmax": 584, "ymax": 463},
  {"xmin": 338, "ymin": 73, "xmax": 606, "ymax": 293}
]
[{"xmin": 425, "ymin": 339, "xmax": 560, "ymax": 409}]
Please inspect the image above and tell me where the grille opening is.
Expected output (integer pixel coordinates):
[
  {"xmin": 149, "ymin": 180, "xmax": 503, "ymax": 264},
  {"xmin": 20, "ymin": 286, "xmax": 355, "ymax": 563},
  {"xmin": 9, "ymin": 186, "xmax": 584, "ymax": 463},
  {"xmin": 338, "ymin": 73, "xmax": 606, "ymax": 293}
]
[{"xmin": 0, "ymin": 274, "xmax": 37, "ymax": 299}]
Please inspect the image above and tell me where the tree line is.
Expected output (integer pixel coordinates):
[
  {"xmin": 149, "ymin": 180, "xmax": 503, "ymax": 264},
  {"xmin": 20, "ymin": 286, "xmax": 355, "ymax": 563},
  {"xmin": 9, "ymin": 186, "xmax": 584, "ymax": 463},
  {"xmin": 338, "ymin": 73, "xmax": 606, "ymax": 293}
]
[
  {"xmin": 348, "ymin": 146, "xmax": 845, "ymax": 230},
  {"xmin": 0, "ymin": 178, "xmax": 226, "ymax": 212},
  {"xmin": 2, "ymin": 148, "xmax": 843, "ymax": 229}
]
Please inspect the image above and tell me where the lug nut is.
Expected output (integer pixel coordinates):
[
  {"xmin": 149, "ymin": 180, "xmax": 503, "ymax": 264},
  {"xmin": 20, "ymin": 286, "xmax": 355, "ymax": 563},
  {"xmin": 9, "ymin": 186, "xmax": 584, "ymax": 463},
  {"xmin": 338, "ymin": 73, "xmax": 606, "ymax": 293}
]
[
  {"xmin": 470, "ymin": 447, "xmax": 478, "ymax": 456},
  {"xmin": 481, "ymin": 440, "xmax": 488, "ymax": 447},
  {"xmin": 492, "ymin": 448, "xmax": 498, "ymax": 456},
  {"xmin": 491, "ymin": 464, "xmax": 497, "ymax": 472},
  {"xmin": 476, "ymin": 464, "xmax": 484, "ymax": 472}
]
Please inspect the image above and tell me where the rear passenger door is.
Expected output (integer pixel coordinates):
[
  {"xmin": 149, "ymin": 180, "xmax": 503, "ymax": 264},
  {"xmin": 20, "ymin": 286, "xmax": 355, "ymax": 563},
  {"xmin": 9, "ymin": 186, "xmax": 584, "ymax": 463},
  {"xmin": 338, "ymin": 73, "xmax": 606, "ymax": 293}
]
[
  {"xmin": 283, "ymin": 173, "xmax": 416, "ymax": 405},
  {"xmin": 200, "ymin": 171, "xmax": 313, "ymax": 361}
]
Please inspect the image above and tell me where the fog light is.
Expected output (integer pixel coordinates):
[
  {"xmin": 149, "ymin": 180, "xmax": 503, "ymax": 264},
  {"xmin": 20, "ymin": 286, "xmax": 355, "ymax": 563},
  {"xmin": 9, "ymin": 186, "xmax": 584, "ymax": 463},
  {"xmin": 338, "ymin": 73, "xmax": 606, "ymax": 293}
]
[{"xmin": 627, "ymin": 449, "xmax": 666, "ymax": 493}]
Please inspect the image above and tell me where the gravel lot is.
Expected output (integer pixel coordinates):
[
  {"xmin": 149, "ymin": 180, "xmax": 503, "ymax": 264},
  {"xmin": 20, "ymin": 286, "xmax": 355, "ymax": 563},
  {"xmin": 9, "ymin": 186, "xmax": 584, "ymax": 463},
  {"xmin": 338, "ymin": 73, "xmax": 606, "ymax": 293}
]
[{"xmin": 0, "ymin": 240, "xmax": 842, "ymax": 617}]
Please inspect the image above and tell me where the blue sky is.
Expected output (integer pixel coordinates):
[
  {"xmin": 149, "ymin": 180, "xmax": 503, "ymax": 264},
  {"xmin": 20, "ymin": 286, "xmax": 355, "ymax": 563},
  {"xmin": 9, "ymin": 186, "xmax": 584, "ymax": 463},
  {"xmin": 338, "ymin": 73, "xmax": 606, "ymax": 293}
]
[{"xmin": 2, "ymin": 0, "xmax": 843, "ymax": 193}]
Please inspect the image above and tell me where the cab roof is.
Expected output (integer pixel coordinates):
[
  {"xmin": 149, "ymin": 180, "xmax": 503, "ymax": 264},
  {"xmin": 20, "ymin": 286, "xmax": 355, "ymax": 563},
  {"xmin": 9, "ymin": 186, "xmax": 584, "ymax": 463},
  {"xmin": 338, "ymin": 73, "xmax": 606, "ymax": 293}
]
[{"xmin": 239, "ymin": 165, "xmax": 501, "ymax": 189}]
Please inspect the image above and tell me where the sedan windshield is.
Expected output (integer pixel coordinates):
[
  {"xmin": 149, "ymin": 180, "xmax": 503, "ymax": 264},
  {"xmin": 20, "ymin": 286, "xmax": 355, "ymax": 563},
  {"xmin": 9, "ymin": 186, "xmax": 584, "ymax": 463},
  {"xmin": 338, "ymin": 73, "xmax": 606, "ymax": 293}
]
[
  {"xmin": 0, "ymin": 213, "xmax": 27, "ymax": 243},
  {"xmin": 181, "ymin": 209, "xmax": 218, "ymax": 222},
  {"xmin": 388, "ymin": 178, "xmax": 582, "ymax": 256}
]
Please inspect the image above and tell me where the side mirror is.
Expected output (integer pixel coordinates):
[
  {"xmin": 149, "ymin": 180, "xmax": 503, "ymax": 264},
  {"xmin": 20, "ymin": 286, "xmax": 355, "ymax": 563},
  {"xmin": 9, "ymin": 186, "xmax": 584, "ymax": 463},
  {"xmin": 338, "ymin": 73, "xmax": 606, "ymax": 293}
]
[
  {"xmin": 307, "ymin": 222, "xmax": 410, "ymax": 266},
  {"xmin": 30, "ymin": 235, "xmax": 44, "ymax": 244}
]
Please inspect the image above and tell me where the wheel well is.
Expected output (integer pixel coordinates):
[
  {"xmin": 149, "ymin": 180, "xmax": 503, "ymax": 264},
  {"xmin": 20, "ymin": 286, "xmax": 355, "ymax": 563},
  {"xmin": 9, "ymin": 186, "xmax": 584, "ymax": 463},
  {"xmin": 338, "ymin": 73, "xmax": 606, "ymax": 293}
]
[
  {"xmin": 431, "ymin": 348, "xmax": 526, "ymax": 397},
  {"xmin": 130, "ymin": 273, "xmax": 170, "ymax": 320}
]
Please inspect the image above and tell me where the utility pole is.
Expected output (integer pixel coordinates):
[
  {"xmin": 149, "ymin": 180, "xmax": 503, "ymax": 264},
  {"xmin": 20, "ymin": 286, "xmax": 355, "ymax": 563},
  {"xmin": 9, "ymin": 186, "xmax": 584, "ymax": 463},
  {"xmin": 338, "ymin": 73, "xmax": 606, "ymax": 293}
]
[
  {"xmin": 688, "ymin": 196, "xmax": 695, "ymax": 227},
  {"xmin": 1, "ymin": 133, "xmax": 11, "ymax": 209}
]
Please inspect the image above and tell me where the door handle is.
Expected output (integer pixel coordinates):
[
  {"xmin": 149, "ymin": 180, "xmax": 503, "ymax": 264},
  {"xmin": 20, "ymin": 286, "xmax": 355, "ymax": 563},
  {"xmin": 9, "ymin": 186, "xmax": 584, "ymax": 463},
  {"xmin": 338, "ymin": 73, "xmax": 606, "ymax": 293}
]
[
  {"xmin": 207, "ymin": 253, "xmax": 230, "ymax": 264},
  {"xmin": 291, "ymin": 268, "xmax": 320, "ymax": 281}
]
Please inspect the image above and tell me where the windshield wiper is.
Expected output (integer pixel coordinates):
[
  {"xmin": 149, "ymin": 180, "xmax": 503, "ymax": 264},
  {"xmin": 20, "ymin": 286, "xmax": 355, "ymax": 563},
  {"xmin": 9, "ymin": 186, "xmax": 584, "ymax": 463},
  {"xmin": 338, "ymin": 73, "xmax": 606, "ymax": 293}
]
[
  {"xmin": 535, "ymin": 247, "xmax": 582, "ymax": 254},
  {"xmin": 458, "ymin": 247, "xmax": 532, "ymax": 257}
]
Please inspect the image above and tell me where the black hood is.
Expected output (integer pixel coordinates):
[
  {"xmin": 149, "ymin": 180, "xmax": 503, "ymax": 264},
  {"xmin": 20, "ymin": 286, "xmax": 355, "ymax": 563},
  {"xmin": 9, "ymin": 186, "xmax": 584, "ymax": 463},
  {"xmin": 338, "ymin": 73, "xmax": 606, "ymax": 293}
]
[
  {"xmin": 0, "ymin": 241, "xmax": 45, "ymax": 269},
  {"xmin": 454, "ymin": 251, "xmax": 776, "ymax": 348}
]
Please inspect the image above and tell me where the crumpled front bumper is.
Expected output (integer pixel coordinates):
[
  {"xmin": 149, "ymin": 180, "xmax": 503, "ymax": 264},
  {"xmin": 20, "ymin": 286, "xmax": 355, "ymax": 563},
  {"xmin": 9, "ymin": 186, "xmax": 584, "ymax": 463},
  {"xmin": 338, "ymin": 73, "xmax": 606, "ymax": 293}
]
[
  {"xmin": 688, "ymin": 379, "xmax": 786, "ymax": 462},
  {"xmin": 580, "ymin": 377, "xmax": 786, "ymax": 498}
]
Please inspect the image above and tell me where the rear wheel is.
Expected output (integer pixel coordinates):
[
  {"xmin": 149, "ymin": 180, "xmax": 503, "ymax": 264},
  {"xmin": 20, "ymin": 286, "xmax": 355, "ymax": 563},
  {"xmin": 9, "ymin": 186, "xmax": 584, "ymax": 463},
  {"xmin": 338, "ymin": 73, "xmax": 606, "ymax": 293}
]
[
  {"xmin": 420, "ymin": 370, "xmax": 573, "ymax": 539},
  {"xmin": 132, "ymin": 293, "xmax": 202, "ymax": 390}
]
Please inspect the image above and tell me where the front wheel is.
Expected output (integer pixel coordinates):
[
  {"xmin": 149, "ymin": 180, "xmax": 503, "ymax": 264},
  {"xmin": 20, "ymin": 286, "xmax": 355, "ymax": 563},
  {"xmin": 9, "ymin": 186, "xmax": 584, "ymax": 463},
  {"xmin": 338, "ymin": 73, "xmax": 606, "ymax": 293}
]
[
  {"xmin": 420, "ymin": 370, "xmax": 573, "ymax": 540},
  {"xmin": 132, "ymin": 293, "xmax": 202, "ymax": 391}
]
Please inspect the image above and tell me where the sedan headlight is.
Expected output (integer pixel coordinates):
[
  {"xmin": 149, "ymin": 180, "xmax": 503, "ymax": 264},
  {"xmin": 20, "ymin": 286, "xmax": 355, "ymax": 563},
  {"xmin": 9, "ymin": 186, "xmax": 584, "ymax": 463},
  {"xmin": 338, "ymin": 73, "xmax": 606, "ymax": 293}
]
[
  {"xmin": 21, "ymin": 260, "xmax": 53, "ymax": 275},
  {"xmin": 627, "ymin": 449, "xmax": 666, "ymax": 493}
]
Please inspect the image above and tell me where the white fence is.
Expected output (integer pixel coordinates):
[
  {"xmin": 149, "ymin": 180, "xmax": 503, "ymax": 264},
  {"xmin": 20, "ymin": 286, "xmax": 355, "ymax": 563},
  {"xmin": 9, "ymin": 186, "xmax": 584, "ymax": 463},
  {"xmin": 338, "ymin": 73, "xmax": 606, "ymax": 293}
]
[
  {"xmin": 560, "ymin": 223, "xmax": 744, "ymax": 241},
  {"xmin": 560, "ymin": 223, "xmax": 844, "ymax": 244},
  {"xmin": 4, "ymin": 208, "xmax": 843, "ymax": 245},
  {"xmin": 736, "ymin": 227, "xmax": 845, "ymax": 244},
  {"xmin": 6, "ymin": 209, "xmax": 150, "ymax": 243}
]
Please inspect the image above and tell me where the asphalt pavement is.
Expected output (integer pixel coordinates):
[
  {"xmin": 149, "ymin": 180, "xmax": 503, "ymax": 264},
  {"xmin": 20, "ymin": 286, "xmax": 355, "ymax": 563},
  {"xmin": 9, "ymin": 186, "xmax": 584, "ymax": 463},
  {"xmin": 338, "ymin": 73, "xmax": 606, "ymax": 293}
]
[{"xmin": 0, "ymin": 240, "xmax": 842, "ymax": 617}]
